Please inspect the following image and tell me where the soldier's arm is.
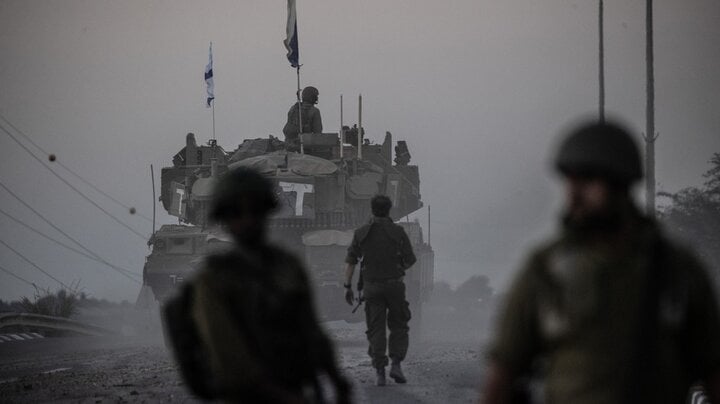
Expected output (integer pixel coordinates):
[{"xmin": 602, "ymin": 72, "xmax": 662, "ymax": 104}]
[
  {"xmin": 312, "ymin": 328, "xmax": 352, "ymax": 400},
  {"xmin": 313, "ymin": 108, "xmax": 323, "ymax": 133},
  {"xmin": 290, "ymin": 260, "xmax": 352, "ymax": 399},
  {"xmin": 478, "ymin": 364, "xmax": 513, "ymax": 404},
  {"xmin": 344, "ymin": 263, "xmax": 356, "ymax": 286},
  {"xmin": 681, "ymin": 250, "xmax": 720, "ymax": 396},
  {"xmin": 345, "ymin": 232, "xmax": 362, "ymax": 284},
  {"xmin": 479, "ymin": 251, "xmax": 543, "ymax": 403}
]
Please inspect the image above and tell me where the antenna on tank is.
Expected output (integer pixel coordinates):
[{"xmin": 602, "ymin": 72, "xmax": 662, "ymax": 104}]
[
  {"xmin": 340, "ymin": 94, "xmax": 344, "ymax": 159},
  {"xmin": 358, "ymin": 94, "xmax": 363, "ymax": 160}
]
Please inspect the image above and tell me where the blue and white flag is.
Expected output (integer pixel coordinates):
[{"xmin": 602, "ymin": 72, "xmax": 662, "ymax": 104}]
[
  {"xmin": 205, "ymin": 43, "xmax": 214, "ymax": 107},
  {"xmin": 283, "ymin": 0, "xmax": 299, "ymax": 68}
]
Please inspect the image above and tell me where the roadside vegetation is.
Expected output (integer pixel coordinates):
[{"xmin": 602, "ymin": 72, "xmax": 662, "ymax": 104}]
[
  {"xmin": 430, "ymin": 275, "xmax": 495, "ymax": 312},
  {"xmin": 422, "ymin": 275, "xmax": 496, "ymax": 341},
  {"xmin": 0, "ymin": 285, "xmax": 131, "ymax": 318},
  {"xmin": 20, "ymin": 287, "xmax": 80, "ymax": 318},
  {"xmin": 659, "ymin": 152, "xmax": 720, "ymax": 287}
]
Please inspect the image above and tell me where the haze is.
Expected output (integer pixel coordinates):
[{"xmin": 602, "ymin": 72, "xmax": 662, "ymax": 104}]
[{"xmin": 1, "ymin": 0, "xmax": 718, "ymax": 302}]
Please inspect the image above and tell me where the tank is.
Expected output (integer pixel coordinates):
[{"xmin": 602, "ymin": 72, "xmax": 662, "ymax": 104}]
[{"xmin": 141, "ymin": 127, "xmax": 434, "ymax": 323}]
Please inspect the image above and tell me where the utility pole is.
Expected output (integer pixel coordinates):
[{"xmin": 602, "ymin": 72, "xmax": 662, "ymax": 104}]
[
  {"xmin": 598, "ymin": 0, "xmax": 605, "ymax": 123},
  {"xmin": 644, "ymin": 0, "xmax": 658, "ymax": 217}
]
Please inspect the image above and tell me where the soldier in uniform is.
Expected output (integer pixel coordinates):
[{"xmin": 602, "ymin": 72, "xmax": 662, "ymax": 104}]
[
  {"xmin": 190, "ymin": 167, "xmax": 351, "ymax": 403},
  {"xmin": 344, "ymin": 195, "xmax": 417, "ymax": 386},
  {"xmin": 283, "ymin": 86, "xmax": 323, "ymax": 151},
  {"xmin": 480, "ymin": 121, "xmax": 720, "ymax": 404}
]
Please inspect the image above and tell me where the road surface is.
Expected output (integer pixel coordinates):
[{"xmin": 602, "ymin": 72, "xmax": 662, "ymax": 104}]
[{"xmin": 0, "ymin": 318, "xmax": 487, "ymax": 403}]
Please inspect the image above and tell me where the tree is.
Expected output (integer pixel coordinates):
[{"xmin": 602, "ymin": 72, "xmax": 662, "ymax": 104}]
[
  {"xmin": 454, "ymin": 275, "xmax": 494, "ymax": 309},
  {"xmin": 659, "ymin": 153, "xmax": 720, "ymax": 283}
]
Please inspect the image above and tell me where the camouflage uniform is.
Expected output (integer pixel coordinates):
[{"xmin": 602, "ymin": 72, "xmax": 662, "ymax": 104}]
[
  {"xmin": 346, "ymin": 217, "xmax": 417, "ymax": 369},
  {"xmin": 191, "ymin": 243, "xmax": 341, "ymax": 402},
  {"xmin": 489, "ymin": 214, "xmax": 720, "ymax": 403},
  {"xmin": 283, "ymin": 102, "xmax": 323, "ymax": 150}
]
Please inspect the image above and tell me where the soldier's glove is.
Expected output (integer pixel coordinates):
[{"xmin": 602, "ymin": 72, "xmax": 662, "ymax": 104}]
[{"xmin": 344, "ymin": 285, "xmax": 355, "ymax": 306}]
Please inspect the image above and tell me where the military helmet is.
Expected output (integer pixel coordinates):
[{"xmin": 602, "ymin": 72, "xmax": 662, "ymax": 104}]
[
  {"xmin": 555, "ymin": 121, "xmax": 643, "ymax": 185},
  {"xmin": 301, "ymin": 86, "xmax": 319, "ymax": 104},
  {"xmin": 210, "ymin": 167, "xmax": 278, "ymax": 221}
]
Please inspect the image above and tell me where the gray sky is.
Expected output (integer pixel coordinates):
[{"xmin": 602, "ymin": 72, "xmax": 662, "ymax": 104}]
[{"xmin": 1, "ymin": 0, "xmax": 718, "ymax": 302}]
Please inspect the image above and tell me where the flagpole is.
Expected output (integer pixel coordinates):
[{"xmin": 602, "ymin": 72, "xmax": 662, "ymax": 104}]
[
  {"xmin": 285, "ymin": 0, "xmax": 302, "ymax": 153},
  {"xmin": 297, "ymin": 65, "xmax": 304, "ymax": 154},
  {"xmin": 211, "ymin": 41, "xmax": 215, "ymax": 141}
]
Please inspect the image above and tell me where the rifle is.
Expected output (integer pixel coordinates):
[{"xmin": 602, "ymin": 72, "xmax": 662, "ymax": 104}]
[{"xmin": 352, "ymin": 270, "xmax": 365, "ymax": 314}]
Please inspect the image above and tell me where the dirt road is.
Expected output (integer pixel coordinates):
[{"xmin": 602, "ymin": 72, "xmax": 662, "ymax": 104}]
[{"xmin": 0, "ymin": 320, "xmax": 486, "ymax": 403}]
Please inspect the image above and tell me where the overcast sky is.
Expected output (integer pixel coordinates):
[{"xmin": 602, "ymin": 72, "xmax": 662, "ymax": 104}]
[{"xmin": 1, "ymin": 0, "xmax": 718, "ymax": 302}]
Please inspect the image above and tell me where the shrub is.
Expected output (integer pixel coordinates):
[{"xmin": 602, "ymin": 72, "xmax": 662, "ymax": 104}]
[{"xmin": 20, "ymin": 285, "xmax": 80, "ymax": 318}]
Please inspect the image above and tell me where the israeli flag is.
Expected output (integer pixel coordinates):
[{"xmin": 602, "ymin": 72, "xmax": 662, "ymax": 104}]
[
  {"xmin": 284, "ymin": 0, "xmax": 299, "ymax": 68},
  {"xmin": 205, "ymin": 43, "xmax": 214, "ymax": 107}
]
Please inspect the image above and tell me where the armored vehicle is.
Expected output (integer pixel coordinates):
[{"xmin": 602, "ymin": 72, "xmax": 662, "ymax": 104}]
[{"xmin": 140, "ymin": 128, "xmax": 434, "ymax": 323}]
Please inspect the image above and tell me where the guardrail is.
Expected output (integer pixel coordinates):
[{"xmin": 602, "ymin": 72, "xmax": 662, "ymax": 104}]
[{"xmin": 0, "ymin": 312, "xmax": 114, "ymax": 336}]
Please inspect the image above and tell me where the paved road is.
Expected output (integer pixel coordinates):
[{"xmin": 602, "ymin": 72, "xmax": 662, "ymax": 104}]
[{"xmin": 0, "ymin": 322, "xmax": 485, "ymax": 403}]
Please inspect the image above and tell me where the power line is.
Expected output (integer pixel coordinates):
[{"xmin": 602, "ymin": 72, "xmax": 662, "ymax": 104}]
[
  {"xmin": 0, "ymin": 206, "xmax": 141, "ymax": 280},
  {"xmin": 0, "ymin": 181, "xmax": 141, "ymax": 282},
  {"xmin": 0, "ymin": 207, "xmax": 141, "ymax": 283},
  {"xmin": 0, "ymin": 179, "xmax": 105, "ymax": 259},
  {"xmin": 0, "ymin": 238, "xmax": 69, "ymax": 289},
  {"xmin": 0, "ymin": 263, "xmax": 36, "ymax": 288},
  {"xmin": 0, "ymin": 114, "xmax": 154, "ymax": 223},
  {"xmin": 0, "ymin": 122, "xmax": 148, "ymax": 240}
]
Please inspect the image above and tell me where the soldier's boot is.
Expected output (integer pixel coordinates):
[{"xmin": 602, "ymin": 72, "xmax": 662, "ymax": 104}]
[
  {"xmin": 375, "ymin": 367, "xmax": 387, "ymax": 387},
  {"xmin": 389, "ymin": 360, "xmax": 407, "ymax": 384}
]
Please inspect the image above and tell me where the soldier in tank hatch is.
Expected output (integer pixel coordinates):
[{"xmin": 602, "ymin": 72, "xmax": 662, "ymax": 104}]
[{"xmin": 283, "ymin": 86, "xmax": 323, "ymax": 151}]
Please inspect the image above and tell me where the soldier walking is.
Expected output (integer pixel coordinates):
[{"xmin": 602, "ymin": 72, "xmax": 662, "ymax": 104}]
[
  {"xmin": 344, "ymin": 195, "xmax": 417, "ymax": 386},
  {"xmin": 166, "ymin": 167, "xmax": 351, "ymax": 403},
  {"xmin": 479, "ymin": 121, "xmax": 720, "ymax": 404}
]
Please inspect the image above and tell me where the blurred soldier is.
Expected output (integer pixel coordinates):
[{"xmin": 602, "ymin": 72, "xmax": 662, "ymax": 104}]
[
  {"xmin": 283, "ymin": 86, "xmax": 323, "ymax": 151},
  {"xmin": 188, "ymin": 167, "xmax": 350, "ymax": 403},
  {"xmin": 344, "ymin": 195, "xmax": 417, "ymax": 386},
  {"xmin": 480, "ymin": 121, "xmax": 720, "ymax": 404}
]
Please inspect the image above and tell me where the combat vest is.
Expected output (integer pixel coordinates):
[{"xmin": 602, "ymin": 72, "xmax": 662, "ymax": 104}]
[
  {"xmin": 283, "ymin": 102, "xmax": 321, "ymax": 141},
  {"xmin": 351, "ymin": 217, "xmax": 413, "ymax": 281},
  {"xmin": 490, "ymin": 219, "xmax": 720, "ymax": 403}
]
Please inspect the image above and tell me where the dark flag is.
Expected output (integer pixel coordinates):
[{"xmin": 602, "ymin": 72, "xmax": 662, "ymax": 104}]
[{"xmin": 283, "ymin": 0, "xmax": 299, "ymax": 68}]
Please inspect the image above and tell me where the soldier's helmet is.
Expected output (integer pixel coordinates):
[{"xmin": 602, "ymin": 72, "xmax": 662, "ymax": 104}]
[
  {"xmin": 209, "ymin": 167, "xmax": 278, "ymax": 221},
  {"xmin": 555, "ymin": 120, "xmax": 643, "ymax": 186},
  {"xmin": 302, "ymin": 86, "xmax": 319, "ymax": 104}
]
